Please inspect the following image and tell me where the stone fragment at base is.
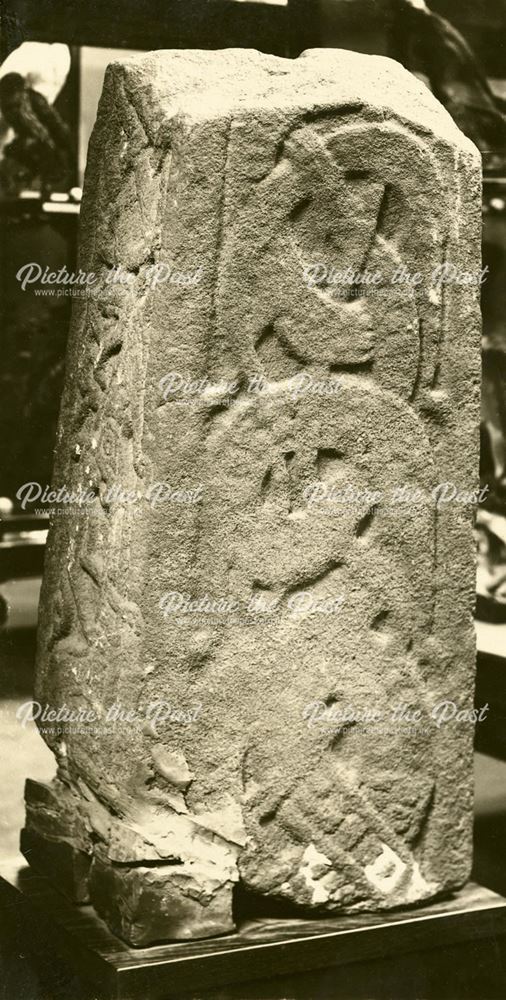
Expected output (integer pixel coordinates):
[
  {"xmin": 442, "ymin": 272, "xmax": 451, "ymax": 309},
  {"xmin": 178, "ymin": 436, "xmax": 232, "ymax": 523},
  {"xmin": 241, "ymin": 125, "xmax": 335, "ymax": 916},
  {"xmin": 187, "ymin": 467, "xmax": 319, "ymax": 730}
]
[{"xmin": 22, "ymin": 47, "xmax": 481, "ymax": 945}]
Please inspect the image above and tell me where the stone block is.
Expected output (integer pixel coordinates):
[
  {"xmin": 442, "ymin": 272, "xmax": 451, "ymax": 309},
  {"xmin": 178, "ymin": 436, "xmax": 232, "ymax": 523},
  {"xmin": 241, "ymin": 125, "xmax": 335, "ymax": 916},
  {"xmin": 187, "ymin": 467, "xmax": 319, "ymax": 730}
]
[{"xmin": 23, "ymin": 48, "xmax": 481, "ymax": 944}]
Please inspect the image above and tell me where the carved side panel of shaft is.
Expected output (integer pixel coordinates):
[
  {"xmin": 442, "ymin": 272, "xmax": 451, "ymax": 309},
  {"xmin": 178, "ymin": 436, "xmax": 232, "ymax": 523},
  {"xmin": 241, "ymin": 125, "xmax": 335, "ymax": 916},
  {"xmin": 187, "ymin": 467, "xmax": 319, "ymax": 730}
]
[{"xmin": 22, "ymin": 49, "xmax": 481, "ymax": 945}]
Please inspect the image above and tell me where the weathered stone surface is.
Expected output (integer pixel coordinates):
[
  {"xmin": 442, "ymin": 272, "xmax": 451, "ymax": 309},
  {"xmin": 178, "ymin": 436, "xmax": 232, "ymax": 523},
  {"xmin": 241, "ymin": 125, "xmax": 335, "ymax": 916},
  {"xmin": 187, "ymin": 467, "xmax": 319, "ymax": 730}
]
[
  {"xmin": 22, "ymin": 778, "xmax": 92, "ymax": 903},
  {"xmin": 23, "ymin": 48, "xmax": 481, "ymax": 943},
  {"xmin": 89, "ymin": 852, "xmax": 236, "ymax": 945}
]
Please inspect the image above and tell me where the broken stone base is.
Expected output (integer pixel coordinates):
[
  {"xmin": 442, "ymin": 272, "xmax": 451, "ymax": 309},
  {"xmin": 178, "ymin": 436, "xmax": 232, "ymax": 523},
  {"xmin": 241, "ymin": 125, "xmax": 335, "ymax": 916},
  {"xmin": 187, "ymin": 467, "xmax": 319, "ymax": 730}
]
[
  {"xmin": 22, "ymin": 779, "xmax": 92, "ymax": 904},
  {"xmin": 21, "ymin": 777, "xmax": 238, "ymax": 943},
  {"xmin": 89, "ymin": 854, "xmax": 235, "ymax": 946}
]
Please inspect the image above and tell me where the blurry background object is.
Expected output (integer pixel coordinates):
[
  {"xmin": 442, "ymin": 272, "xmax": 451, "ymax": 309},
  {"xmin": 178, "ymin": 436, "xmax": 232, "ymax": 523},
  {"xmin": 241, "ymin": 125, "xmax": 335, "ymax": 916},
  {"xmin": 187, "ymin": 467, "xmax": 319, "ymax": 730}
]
[
  {"xmin": 0, "ymin": 42, "xmax": 73, "ymax": 197},
  {"xmin": 476, "ymin": 510, "xmax": 506, "ymax": 623},
  {"xmin": 0, "ymin": 72, "xmax": 71, "ymax": 197},
  {"xmin": 393, "ymin": 0, "xmax": 506, "ymax": 172},
  {"xmin": 0, "ymin": 509, "xmax": 47, "ymax": 694},
  {"xmin": 0, "ymin": 42, "xmax": 71, "ymax": 103},
  {"xmin": 0, "ymin": 202, "xmax": 76, "ymax": 502}
]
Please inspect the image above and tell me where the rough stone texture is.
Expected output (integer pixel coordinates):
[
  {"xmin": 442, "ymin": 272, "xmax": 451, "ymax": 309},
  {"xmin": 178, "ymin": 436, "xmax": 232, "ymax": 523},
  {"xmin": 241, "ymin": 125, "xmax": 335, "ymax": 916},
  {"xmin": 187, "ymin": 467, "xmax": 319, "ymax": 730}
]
[{"xmin": 23, "ymin": 48, "xmax": 481, "ymax": 944}]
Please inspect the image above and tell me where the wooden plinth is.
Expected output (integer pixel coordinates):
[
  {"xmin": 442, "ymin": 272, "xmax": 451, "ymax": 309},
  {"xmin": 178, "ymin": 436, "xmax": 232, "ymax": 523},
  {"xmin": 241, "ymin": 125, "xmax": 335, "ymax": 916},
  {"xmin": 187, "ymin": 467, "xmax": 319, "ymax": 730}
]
[{"xmin": 1, "ymin": 856, "xmax": 506, "ymax": 999}]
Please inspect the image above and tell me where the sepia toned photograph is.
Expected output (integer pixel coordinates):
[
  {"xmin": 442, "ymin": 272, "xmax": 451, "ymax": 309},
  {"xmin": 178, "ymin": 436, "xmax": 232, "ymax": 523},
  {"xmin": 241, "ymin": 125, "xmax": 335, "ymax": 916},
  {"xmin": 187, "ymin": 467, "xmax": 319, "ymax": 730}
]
[{"xmin": 0, "ymin": 1, "xmax": 505, "ymax": 998}]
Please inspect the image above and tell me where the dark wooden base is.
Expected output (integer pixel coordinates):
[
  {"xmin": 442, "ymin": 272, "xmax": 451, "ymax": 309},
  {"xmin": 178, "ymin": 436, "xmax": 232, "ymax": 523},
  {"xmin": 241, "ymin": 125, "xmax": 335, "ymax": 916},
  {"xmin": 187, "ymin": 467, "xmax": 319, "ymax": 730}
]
[{"xmin": 1, "ymin": 855, "xmax": 506, "ymax": 999}]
